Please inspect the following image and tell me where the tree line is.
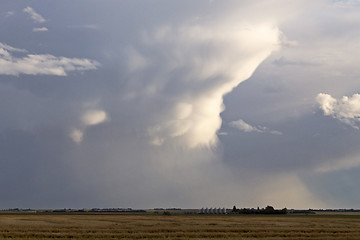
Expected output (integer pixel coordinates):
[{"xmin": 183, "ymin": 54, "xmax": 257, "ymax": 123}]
[{"xmin": 231, "ymin": 205, "xmax": 287, "ymax": 214}]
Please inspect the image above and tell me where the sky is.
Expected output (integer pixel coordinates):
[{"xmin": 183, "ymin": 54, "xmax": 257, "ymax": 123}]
[{"xmin": 1, "ymin": 0, "xmax": 360, "ymax": 210}]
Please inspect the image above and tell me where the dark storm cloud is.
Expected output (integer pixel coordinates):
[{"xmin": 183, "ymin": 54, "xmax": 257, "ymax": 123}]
[{"xmin": 1, "ymin": 0, "xmax": 360, "ymax": 209}]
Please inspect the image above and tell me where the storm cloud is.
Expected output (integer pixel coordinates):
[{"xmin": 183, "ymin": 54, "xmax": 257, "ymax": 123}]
[{"xmin": 0, "ymin": 0, "xmax": 360, "ymax": 209}]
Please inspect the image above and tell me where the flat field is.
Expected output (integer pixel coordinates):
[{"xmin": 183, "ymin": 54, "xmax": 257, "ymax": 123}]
[{"xmin": 1, "ymin": 213, "xmax": 360, "ymax": 239}]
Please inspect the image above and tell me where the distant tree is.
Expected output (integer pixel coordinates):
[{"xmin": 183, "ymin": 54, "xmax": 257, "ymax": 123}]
[
  {"xmin": 265, "ymin": 206, "xmax": 275, "ymax": 211},
  {"xmin": 230, "ymin": 205, "xmax": 286, "ymax": 215},
  {"xmin": 263, "ymin": 206, "xmax": 275, "ymax": 214},
  {"xmin": 281, "ymin": 208, "xmax": 288, "ymax": 214},
  {"xmin": 163, "ymin": 211, "xmax": 171, "ymax": 215}
]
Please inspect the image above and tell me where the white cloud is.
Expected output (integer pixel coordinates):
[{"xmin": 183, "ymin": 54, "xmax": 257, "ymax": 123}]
[
  {"xmin": 23, "ymin": 6, "xmax": 46, "ymax": 23},
  {"xmin": 0, "ymin": 42, "xmax": 100, "ymax": 76},
  {"xmin": 0, "ymin": 42, "xmax": 26, "ymax": 53},
  {"xmin": 129, "ymin": 23, "xmax": 281, "ymax": 148},
  {"xmin": 229, "ymin": 119, "xmax": 282, "ymax": 135},
  {"xmin": 317, "ymin": 93, "xmax": 360, "ymax": 129},
  {"xmin": 33, "ymin": 27, "xmax": 48, "ymax": 32},
  {"xmin": 230, "ymin": 119, "xmax": 262, "ymax": 133},
  {"xmin": 5, "ymin": 11, "xmax": 15, "ymax": 18},
  {"xmin": 70, "ymin": 109, "xmax": 108, "ymax": 144},
  {"xmin": 70, "ymin": 129, "xmax": 84, "ymax": 144},
  {"xmin": 81, "ymin": 110, "xmax": 107, "ymax": 126}
]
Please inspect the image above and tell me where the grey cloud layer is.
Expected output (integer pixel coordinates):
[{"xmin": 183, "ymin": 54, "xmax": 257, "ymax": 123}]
[{"xmin": 0, "ymin": 0, "xmax": 360, "ymax": 209}]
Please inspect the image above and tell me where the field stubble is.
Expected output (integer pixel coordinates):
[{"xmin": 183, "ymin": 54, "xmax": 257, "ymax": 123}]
[{"xmin": 0, "ymin": 214, "xmax": 360, "ymax": 239}]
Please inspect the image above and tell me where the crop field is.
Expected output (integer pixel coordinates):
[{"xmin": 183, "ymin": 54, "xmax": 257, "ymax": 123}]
[{"xmin": 1, "ymin": 213, "xmax": 360, "ymax": 239}]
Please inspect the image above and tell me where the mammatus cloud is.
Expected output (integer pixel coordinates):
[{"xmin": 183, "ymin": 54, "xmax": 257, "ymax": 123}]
[
  {"xmin": 33, "ymin": 27, "xmax": 48, "ymax": 32},
  {"xmin": 23, "ymin": 6, "xmax": 46, "ymax": 23},
  {"xmin": 316, "ymin": 93, "xmax": 360, "ymax": 129},
  {"xmin": 128, "ymin": 23, "xmax": 281, "ymax": 148},
  {"xmin": 70, "ymin": 109, "xmax": 108, "ymax": 144},
  {"xmin": 229, "ymin": 119, "xmax": 282, "ymax": 135},
  {"xmin": 0, "ymin": 42, "xmax": 100, "ymax": 76}
]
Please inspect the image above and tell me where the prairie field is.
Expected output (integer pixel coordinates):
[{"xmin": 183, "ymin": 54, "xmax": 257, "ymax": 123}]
[{"xmin": 1, "ymin": 213, "xmax": 360, "ymax": 239}]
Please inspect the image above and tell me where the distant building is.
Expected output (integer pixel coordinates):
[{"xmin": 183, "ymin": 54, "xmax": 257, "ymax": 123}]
[{"xmin": 199, "ymin": 207, "xmax": 227, "ymax": 214}]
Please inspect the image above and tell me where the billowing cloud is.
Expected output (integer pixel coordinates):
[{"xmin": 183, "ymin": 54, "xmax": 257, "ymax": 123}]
[
  {"xmin": 23, "ymin": 6, "xmax": 46, "ymax": 23},
  {"xmin": 33, "ymin": 27, "xmax": 48, "ymax": 32},
  {"xmin": 127, "ymin": 23, "xmax": 281, "ymax": 148},
  {"xmin": 0, "ymin": 42, "xmax": 100, "ymax": 76},
  {"xmin": 229, "ymin": 119, "xmax": 282, "ymax": 135},
  {"xmin": 317, "ymin": 93, "xmax": 360, "ymax": 129}
]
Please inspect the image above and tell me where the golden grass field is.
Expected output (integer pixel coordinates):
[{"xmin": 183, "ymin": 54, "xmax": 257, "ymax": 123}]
[{"xmin": 1, "ymin": 213, "xmax": 360, "ymax": 239}]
